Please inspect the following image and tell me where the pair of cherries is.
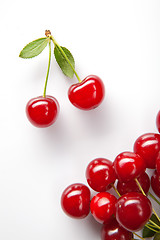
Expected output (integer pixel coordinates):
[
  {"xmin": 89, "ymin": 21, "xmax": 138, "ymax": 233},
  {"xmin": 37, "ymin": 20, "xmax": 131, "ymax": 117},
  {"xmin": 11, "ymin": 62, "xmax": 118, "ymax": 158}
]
[
  {"xmin": 26, "ymin": 75, "xmax": 105, "ymax": 127},
  {"xmin": 20, "ymin": 30, "xmax": 105, "ymax": 128},
  {"xmin": 61, "ymin": 111, "xmax": 160, "ymax": 240}
]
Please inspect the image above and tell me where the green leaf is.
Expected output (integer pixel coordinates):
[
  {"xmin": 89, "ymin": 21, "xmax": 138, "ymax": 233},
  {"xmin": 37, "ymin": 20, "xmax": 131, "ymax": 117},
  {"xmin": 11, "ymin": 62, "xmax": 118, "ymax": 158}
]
[
  {"xmin": 154, "ymin": 233, "xmax": 160, "ymax": 240},
  {"xmin": 54, "ymin": 45, "xmax": 75, "ymax": 78},
  {"xmin": 143, "ymin": 214, "xmax": 160, "ymax": 238},
  {"xmin": 151, "ymin": 214, "xmax": 160, "ymax": 226},
  {"xmin": 143, "ymin": 225, "xmax": 156, "ymax": 238},
  {"xmin": 19, "ymin": 38, "xmax": 49, "ymax": 58}
]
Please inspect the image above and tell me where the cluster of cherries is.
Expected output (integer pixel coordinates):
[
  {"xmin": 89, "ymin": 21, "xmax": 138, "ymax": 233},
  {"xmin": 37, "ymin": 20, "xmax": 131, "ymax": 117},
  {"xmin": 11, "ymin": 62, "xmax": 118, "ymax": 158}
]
[
  {"xmin": 61, "ymin": 111, "xmax": 160, "ymax": 240},
  {"xmin": 21, "ymin": 31, "xmax": 105, "ymax": 128}
]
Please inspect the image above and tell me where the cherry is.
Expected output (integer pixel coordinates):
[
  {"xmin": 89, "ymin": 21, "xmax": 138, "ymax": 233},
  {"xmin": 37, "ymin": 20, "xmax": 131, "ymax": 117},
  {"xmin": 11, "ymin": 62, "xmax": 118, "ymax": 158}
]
[
  {"xmin": 86, "ymin": 158, "xmax": 116, "ymax": 192},
  {"xmin": 61, "ymin": 183, "xmax": 90, "ymax": 219},
  {"xmin": 26, "ymin": 95, "xmax": 59, "ymax": 128},
  {"xmin": 133, "ymin": 133, "xmax": 160, "ymax": 169},
  {"xmin": 90, "ymin": 192, "xmax": 117, "ymax": 224},
  {"xmin": 114, "ymin": 152, "xmax": 146, "ymax": 183},
  {"xmin": 151, "ymin": 170, "xmax": 160, "ymax": 198},
  {"xmin": 101, "ymin": 218, "xmax": 133, "ymax": 240},
  {"xmin": 116, "ymin": 192, "xmax": 152, "ymax": 232},
  {"xmin": 68, "ymin": 75, "xmax": 105, "ymax": 110},
  {"xmin": 117, "ymin": 172, "xmax": 150, "ymax": 195},
  {"xmin": 156, "ymin": 111, "xmax": 160, "ymax": 133}
]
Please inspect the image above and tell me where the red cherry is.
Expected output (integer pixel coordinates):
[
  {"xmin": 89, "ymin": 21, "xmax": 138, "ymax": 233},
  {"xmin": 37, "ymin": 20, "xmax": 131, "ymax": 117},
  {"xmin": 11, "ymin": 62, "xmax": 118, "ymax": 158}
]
[
  {"xmin": 117, "ymin": 172, "xmax": 150, "ymax": 195},
  {"xmin": 86, "ymin": 158, "xmax": 116, "ymax": 192},
  {"xmin": 151, "ymin": 170, "xmax": 160, "ymax": 198},
  {"xmin": 61, "ymin": 183, "xmax": 90, "ymax": 219},
  {"xmin": 116, "ymin": 192, "xmax": 152, "ymax": 232},
  {"xmin": 156, "ymin": 111, "xmax": 160, "ymax": 133},
  {"xmin": 156, "ymin": 151, "xmax": 160, "ymax": 174},
  {"xmin": 90, "ymin": 192, "xmax": 117, "ymax": 224},
  {"xmin": 114, "ymin": 152, "xmax": 146, "ymax": 182},
  {"xmin": 133, "ymin": 133, "xmax": 160, "ymax": 169},
  {"xmin": 101, "ymin": 218, "xmax": 133, "ymax": 240},
  {"xmin": 68, "ymin": 75, "xmax": 105, "ymax": 110},
  {"xmin": 26, "ymin": 96, "xmax": 59, "ymax": 128}
]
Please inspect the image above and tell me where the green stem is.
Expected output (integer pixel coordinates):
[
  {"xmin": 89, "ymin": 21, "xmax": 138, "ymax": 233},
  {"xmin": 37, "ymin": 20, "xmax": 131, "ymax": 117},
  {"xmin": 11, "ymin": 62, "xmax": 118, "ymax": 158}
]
[
  {"xmin": 149, "ymin": 220, "xmax": 160, "ymax": 230},
  {"xmin": 135, "ymin": 178, "xmax": 160, "ymax": 224},
  {"xmin": 43, "ymin": 39, "xmax": 51, "ymax": 97},
  {"xmin": 135, "ymin": 178, "xmax": 145, "ymax": 195},
  {"xmin": 50, "ymin": 35, "xmax": 81, "ymax": 83},
  {"xmin": 145, "ymin": 223, "xmax": 160, "ymax": 232},
  {"xmin": 147, "ymin": 223, "xmax": 160, "ymax": 229},
  {"xmin": 149, "ymin": 192, "xmax": 160, "ymax": 206},
  {"xmin": 111, "ymin": 183, "xmax": 121, "ymax": 197},
  {"xmin": 145, "ymin": 224, "xmax": 159, "ymax": 232}
]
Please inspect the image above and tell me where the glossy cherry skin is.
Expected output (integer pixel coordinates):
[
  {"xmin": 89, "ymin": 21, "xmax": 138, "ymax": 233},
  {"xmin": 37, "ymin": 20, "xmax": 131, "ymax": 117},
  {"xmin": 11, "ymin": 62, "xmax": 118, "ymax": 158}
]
[
  {"xmin": 117, "ymin": 172, "xmax": 150, "ymax": 195},
  {"xmin": 101, "ymin": 218, "xmax": 133, "ymax": 240},
  {"xmin": 68, "ymin": 75, "xmax": 105, "ymax": 110},
  {"xmin": 116, "ymin": 192, "xmax": 152, "ymax": 232},
  {"xmin": 156, "ymin": 151, "xmax": 160, "ymax": 174},
  {"xmin": 61, "ymin": 183, "xmax": 90, "ymax": 219},
  {"xmin": 90, "ymin": 192, "xmax": 117, "ymax": 224},
  {"xmin": 26, "ymin": 96, "xmax": 59, "ymax": 127},
  {"xmin": 156, "ymin": 111, "xmax": 160, "ymax": 133},
  {"xmin": 114, "ymin": 152, "xmax": 146, "ymax": 183},
  {"xmin": 151, "ymin": 170, "xmax": 160, "ymax": 198},
  {"xmin": 134, "ymin": 133, "xmax": 160, "ymax": 169},
  {"xmin": 86, "ymin": 158, "xmax": 116, "ymax": 192}
]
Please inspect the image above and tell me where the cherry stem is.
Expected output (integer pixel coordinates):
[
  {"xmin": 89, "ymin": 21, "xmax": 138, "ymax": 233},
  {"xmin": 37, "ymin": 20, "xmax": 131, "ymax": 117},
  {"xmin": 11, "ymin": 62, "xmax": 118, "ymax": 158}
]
[
  {"xmin": 111, "ymin": 183, "xmax": 121, "ymax": 197},
  {"xmin": 133, "ymin": 232, "xmax": 145, "ymax": 240},
  {"xmin": 43, "ymin": 39, "xmax": 51, "ymax": 97},
  {"xmin": 148, "ymin": 192, "xmax": 160, "ymax": 206},
  {"xmin": 134, "ymin": 178, "xmax": 145, "ymax": 195},
  {"xmin": 50, "ymin": 35, "xmax": 82, "ymax": 83},
  {"xmin": 135, "ymin": 178, "xmax": 160, "ymax": 226},
  {"xmin": 145, "ymin": 223, "xmax": 159, "ymax": 232},
  {"xmin": 148, "ymin": 219, "xmax": 160, "ymax": 230}
]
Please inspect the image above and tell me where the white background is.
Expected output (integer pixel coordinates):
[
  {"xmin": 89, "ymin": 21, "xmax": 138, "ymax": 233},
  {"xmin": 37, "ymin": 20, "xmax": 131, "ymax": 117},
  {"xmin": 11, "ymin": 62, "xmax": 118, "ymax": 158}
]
[{"xmin": 0, "ymin": 0, "xmax": 160, "ymax": 239}]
